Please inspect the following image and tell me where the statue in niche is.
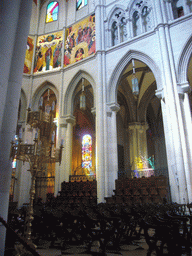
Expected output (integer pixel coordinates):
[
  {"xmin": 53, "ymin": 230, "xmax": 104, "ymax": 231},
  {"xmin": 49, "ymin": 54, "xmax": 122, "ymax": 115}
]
[
  {"xmin": 142, "ymin": 6, "xmax": 153, "ymax": 32},
  {"xmin": 111, "ymin": 21, "xmax": 118, "ymax": 46},
  {"xmin": 120, "ymin": 17, "xmax": 127, "ymax": 43},
  {"xmin": 132, "ymin": 11, "xmax": 140, "ymax": 37}
]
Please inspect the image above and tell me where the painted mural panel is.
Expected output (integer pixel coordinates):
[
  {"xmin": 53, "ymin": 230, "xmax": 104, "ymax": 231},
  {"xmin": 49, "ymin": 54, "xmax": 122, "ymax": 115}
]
[
  {"xmin": 64, "ymin": 14, "xmax": 95, "ymax": 66},
  {"xmin": 23, "ymin": 36, "xmax": 35, "ymax": 74},
  {"xmin": 34, "ymin": 31, "xmax": 63, "ymax": 73}
]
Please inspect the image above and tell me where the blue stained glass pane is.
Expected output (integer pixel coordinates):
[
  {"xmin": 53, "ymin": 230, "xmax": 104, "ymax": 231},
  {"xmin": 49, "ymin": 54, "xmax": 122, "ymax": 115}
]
[
  {"xmin": 46, "ymin": 2, "xmax": 59, "ymax": 23},
  {"xmin": 52, "ymin": 13, "xmax": 58, "ymax": 21},
  {"xmin": 77, "ymin": 0, "xmax": 87, "ymax": 10}
]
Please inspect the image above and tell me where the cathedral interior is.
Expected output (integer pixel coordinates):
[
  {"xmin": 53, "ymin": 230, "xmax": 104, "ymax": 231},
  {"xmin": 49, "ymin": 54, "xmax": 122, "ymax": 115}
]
[{"xmin": 1, "ymin": 0, "xmax": 192, "ymax": 255}]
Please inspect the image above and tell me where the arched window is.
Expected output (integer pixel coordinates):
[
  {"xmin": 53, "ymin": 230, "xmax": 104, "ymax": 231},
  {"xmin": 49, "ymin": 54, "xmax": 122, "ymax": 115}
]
[
  {"xmin": 131, "ymin": 0, "xmax": 154, "ymax": 38},
  {"xmin": 187, "ymin": 0, "xmax": 192, "ymax": 12},
  {"xmin": 172, "ymin": 0, "xmax": 184, "ymax": 19},
  {"xmin": 77, "ymin": 0, "xmax": 88, "ymax": 11},
  {"xmin": 110, "ymin": 9, "xmax": 127, "ymax": 47},
  {"xmin": 82, "ymin": 134, "xmax": 92, "ymax": 171},
  {"xmin": 170, "ymin": 0, "xmax": 192, "ymax": 19},
  {"xmin": 46, "ymin": 1, "xmax": 59, "ymax": 23}
]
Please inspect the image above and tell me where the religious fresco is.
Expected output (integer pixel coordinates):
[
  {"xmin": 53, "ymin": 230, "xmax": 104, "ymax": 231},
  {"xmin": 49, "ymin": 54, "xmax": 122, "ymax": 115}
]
[
  {"xmin": 33, "ymin": 31, "xmax": 63, "ymax": 73},
  {"xmin": 64, "ymin": 14, "xmax": 95, "ymax": 66},
  {"xmin": 23, "ymin": 36, "xmax": 35, "ymax": 74}
]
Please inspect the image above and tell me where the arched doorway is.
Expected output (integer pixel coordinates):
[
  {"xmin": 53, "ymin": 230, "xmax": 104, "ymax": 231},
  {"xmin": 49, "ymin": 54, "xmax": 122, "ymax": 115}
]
[
  {"xmin": 71, "ymin": 78, "xmax": 95, "ymax": 181},
  {"xmin": 116, "ymin": 59, "xmax": 168, "ymax": 179}
]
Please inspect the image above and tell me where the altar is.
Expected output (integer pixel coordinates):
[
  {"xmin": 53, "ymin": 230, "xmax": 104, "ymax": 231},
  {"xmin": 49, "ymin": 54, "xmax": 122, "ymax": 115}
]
[{"xmin": 131, "ymin": 168, "xmax": 155, "ymax": 178}]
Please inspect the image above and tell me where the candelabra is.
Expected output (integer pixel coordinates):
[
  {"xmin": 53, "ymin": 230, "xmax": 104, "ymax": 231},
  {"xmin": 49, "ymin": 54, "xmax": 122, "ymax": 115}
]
[{"xmin": 10, "ymin": 103, "xmax": 63, "ymax": 252}]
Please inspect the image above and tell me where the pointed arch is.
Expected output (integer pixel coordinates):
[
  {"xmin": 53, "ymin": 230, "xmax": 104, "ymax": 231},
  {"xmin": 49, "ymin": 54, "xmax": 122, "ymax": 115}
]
[
  {"xmin": 107, "ymin": 4, "xmax": 127, "ymax": 23},
  {"xmin": 107, "ymin": 5, "xmax": 127, "ymax": 47},
  {"xmin": 31, "ymin": 81, "xmax": 59, "ymax": 111},
  {"xmin": 107, "ymin": 50, "xmax": 162, "ymax": 104},
  {"xmin": 127, "ymin": 0, "xmax": 154, "ymax": 37},
  {"xmin": 177, "ymin": 34, "xmax": 192, "ymax": 85},
  {"xmin": 63, "ymin": 70, "xmax": 96, "ymax": 115}
]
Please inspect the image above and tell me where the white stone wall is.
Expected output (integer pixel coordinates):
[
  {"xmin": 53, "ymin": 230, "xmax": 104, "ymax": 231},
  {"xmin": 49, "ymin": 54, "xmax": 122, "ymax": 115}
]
[{"xmin": 18, "ymin": 0, "xmax": 192, "ymax": 204}]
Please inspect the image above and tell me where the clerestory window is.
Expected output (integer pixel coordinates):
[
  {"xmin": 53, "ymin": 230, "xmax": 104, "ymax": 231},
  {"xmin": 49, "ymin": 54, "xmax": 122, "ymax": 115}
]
[
  {"xmin": 77, "ymin": 0, "xmax": 88, "ymax": 10},
  {"xmin": 46, "ymin": 1, "xmax": 59, "ymax": 23},
  {"xmin": 171, "ymin": 0, "xmax": 192, "ymax": 19}
]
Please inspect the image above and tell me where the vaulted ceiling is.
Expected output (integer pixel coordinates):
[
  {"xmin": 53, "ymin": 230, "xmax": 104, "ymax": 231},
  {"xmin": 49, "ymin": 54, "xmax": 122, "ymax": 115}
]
[{"xmin": 117, "ymin": 60, "xmax": 160, "ymax": 128}]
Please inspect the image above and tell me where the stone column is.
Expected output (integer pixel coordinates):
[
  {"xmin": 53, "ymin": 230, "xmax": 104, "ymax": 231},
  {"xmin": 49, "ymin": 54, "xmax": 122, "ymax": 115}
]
[
  {"xmin": 0, "ymin": 0, "xmax": 32, "ymax": 254},
  {"xmin": 95, "ymin": 0, "xmax": 106, "ymax": 203},
  {"xmin": 177, "ymin": 83, "xmax": 192, "ymax": 203},
  {"xmin": 54, "ymin": 117, "xmax": 67, "ymax": 196},
  {"xmin": 128, "ymin": 123, "xmax": 149, "ymax": 170},
  {"xmin": 64, "ymin": 115, "xmax": 76, "ymax": 182},
  {"xmin": 153, "ymin": 0, "xmax": 188, "ymax": 203},
  {"xmin": 106, "ymin": 103, "xmax": 120, "ymax": 198}
]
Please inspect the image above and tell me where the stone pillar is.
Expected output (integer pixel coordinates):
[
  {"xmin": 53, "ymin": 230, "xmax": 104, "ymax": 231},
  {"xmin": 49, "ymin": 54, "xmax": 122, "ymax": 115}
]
[
  {"xmin": 64, "ymin": 115, "xmax": 76, "ymax": 182},
  {"xmin": 153, "ymin": 0, "xmax": 188, "ymax": 203},
  {"xmin": 95, "ymin": 0, "xmax": 106, "ymax": 203},
  {"xmin": 177, "ymin": 83, "xmax": 192, "ymax": 203},
  {"xmin": 128, "ymin": 123, "xmax": 149, "ymax": 170},
  {"xmin": 106, "ymin": 103, "xmax": 120, "ymax": 198},
  {"xmin": 0, "ymin": 1, "xmax": 32, "ymax": 254},
  {"xmin": 54, "ymin": 117, "xmax": 67, "ymax": 196}
]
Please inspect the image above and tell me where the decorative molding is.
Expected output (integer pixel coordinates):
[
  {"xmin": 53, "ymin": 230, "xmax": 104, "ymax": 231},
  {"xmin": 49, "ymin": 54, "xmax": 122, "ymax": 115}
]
[
  {"xmin": 107, "ymin": 102, "xmax": 120, "ymax": 112},
  {"xmin": 177, "ymin": 82, "xmax": 191, "ymax": 99},
  {"xmin": 91, "ymin": 107, "xmax": 96, "ymax": 116},
  {"xmin": 63, "ymin": 115, "xmax": 76, "ymax": 125},
  {"xmin": 155, "ymin": 88, "xmax": 165, "ymax": 102}
]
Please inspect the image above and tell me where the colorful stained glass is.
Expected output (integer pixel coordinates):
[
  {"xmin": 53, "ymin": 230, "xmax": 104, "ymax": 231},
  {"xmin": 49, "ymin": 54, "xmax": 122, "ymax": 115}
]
[
  {"xmin": 82, "ymin": 134, "xmax": 92, "ymax": 171},
  {"xmin": 12, "ymin": 158, "xmax": 17, "ymax": 169},
  {"xmin": 46, "ymin": 2, "xmax": 59, "ymax": 23},
  {"xmin": 77, "ymin": 0, "xmax": 87, "ymax": 10}
]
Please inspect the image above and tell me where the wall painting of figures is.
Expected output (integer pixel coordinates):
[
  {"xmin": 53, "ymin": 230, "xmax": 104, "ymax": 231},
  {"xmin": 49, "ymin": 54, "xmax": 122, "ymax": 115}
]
[
  {"xmin": 23, "ymin": 36, "xmax": 35, "ymax": 74},
  {"xmin": 64, "ymin": 14, "xmax": 95, "ymax": 66},
  {"xmin": 33, "ymin": 31, "xmax": 63, "ymax": 73}
]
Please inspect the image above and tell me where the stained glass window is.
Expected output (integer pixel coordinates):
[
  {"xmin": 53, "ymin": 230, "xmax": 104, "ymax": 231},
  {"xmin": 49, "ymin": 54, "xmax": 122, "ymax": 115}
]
[
  {"xmin": 82, "ymin": 134, "xmax": 92, "ymax": 170},
  {"xmin": 12, "ymin": 158, "xmax": 17, "ymax": 169},
  {"xmin": 77, "ymin": 0, "xmax": 87, "ymax": 10},
  {"xmin": 46, "ymin": 2, "xmax": 59, "ymax": 23}
]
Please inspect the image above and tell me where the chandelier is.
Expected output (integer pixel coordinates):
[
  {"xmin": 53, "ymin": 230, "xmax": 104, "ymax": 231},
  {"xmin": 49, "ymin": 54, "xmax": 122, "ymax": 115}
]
[
  {"xmin": 80, "ymin": 78, "xmax": 86, "ymax": 111},
  {"xmin": 131, "ymin": 59, "xmax": 139, "ymax": 96}
]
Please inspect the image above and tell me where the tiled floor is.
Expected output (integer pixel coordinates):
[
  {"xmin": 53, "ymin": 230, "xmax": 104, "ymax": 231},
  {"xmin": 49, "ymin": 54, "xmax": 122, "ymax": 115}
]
[{"xmin": 36, "ymin": 238, "xmax": 150, "ymax": 256}]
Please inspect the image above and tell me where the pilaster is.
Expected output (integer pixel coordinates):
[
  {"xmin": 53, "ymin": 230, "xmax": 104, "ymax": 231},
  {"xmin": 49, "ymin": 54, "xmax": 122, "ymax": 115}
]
[
  {"xmin": 106, "ymin": 103, "xmax": 120, "ymax": 198},
  {"xmin": 0, "ymin": 1, "xmax": 33, "ymax": 254},
  {"xmin": 64, "ymin": 115, "xmax": 76, "ymax": 182}
]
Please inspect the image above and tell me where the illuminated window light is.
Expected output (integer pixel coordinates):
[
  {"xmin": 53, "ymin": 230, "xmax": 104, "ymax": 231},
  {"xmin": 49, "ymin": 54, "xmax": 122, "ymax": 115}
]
[
  {"xmin": 76, "ymin": 0, "xmax": 87, "ymax": 10},
  {"xmin": 46, "ymin": 2, "xmax": 59, "ymax": 23}
]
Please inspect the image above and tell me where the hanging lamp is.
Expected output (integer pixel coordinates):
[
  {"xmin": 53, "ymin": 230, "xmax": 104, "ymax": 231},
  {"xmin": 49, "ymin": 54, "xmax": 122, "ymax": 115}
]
[
  {"xmin": 80, "ymin": 78, "xmax": 86, "ymax": 110},
  {"xmin": 131, "ymin": 59, "xmax": 139, "ymax": 96}
]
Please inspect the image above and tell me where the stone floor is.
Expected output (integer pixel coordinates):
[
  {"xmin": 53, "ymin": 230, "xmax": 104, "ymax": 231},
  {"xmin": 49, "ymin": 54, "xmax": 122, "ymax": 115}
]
[{"xmin": 36, "ymin": 238, "xmax": 151, "ymax": 256}]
